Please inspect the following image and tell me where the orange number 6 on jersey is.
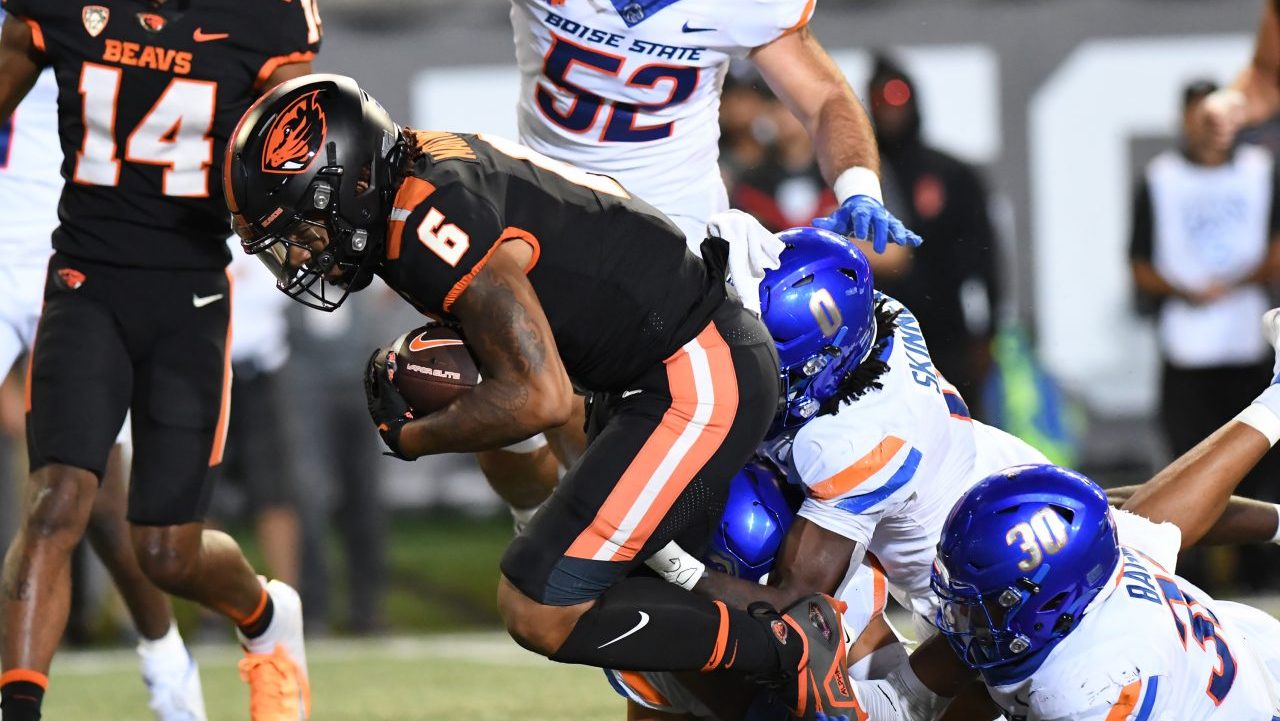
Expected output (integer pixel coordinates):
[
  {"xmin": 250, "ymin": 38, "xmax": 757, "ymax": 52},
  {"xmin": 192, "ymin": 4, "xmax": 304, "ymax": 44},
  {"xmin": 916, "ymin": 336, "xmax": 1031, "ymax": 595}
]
[{"xmin": 418, "ymin": 207, "xmax": 470, "ymax": 266}]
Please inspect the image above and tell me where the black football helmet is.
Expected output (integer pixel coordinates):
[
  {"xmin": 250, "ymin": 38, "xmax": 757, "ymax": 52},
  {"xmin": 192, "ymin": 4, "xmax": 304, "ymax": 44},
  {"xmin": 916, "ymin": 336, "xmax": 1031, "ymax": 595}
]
[{"xmin": 224, "ymin": 74, "xmax": 404, "ymax": 311}]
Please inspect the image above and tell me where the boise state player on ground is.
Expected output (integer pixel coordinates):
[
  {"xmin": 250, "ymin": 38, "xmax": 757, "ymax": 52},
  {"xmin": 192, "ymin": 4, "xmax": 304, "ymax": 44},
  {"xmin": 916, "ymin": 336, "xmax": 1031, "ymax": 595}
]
[
  {"xmin": 0, "ymin": 30, "xmax": 205, "ymax": 720},
  {"xmin": 226, "ymin": 74, "xmax": 861, "ymax": 720},
  {"xmin": 0, "ymin": 2, "xmax": 319, "ymax": 719},
  {"xmin": 609, "ymin": 462, "xmax": 895, "ymax": 721},
  {"xmin": 841, "ymin": 312, "xmax": 1280, "ymax": 721}
]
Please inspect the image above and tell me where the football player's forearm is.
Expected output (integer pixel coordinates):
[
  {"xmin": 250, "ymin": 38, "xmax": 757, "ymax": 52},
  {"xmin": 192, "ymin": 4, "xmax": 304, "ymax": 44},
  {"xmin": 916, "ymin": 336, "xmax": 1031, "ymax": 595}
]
[
  {"xmin": 398, "ymin": 379, "xmax": 560, "ymax": 456},
  {"xmin": 1109, "ymin": 484, "xmax": 1280, "ymax": 549},
  {"xmin": 403, "ymin": 249, "xmax": 572, "ymax": 458},
  {"xmin": 753, "ymin": 27, "xmax": 878, "ymax": 184},
  {"xmin": 1122, "ymin": 421, "xmax": 1272, "ymax": 546},
  {"xmin": 810, "ymin": 91, "xmax": 880, "ymax": 187},
  {"xmin": 691, "ymin": 569, "xmax": 803, "ymax": 611}
]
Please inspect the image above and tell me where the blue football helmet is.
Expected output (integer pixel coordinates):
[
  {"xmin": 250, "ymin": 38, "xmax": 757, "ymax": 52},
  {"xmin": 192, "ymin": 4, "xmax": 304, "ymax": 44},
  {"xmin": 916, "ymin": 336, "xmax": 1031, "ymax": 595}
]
[
  {"xmin": 705, "ymin": 461, "xmax": 797, "ymax": 582},
  {"xmin": 759, "ymin": 227, "xmax": 877, "ymax": 439},
  {"xmin": 931, "ymin": 464, "xmax": 1119, "ymax": 683}
]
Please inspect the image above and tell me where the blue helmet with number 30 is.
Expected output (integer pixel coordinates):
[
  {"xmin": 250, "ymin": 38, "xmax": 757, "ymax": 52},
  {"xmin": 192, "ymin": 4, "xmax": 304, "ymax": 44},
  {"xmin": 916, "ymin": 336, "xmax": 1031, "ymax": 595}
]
[
  {"xmin": 759, "ymin": 227, "xmax": 876, "ymax": 439},
  {"xmin": 930, "ymin": 464, "xmax": 1119, "ymax": 684}
]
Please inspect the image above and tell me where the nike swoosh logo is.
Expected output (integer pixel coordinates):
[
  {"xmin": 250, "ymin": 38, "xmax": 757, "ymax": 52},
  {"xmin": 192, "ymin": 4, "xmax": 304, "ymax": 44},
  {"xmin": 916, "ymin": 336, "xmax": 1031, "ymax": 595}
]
[
  {"xmin": 408, "ymin": 336, "xmax": 465, "ymax": 353},
  {"xmin": 621, "ymin": 389, "xmax": 642, "ymax": 398},
  {"xmin": 192, "ymin": 293, "xmax": 224, "ymax": 308},
  {"xmin": 681, "ymin": 21, "xmax": 715, "ymax": 33},
  {"xmin": 192, "ymin": 28, "xmax": 229, "ymax": 42},
  {"xmin": 597, "ymin": 611, "xmax": 649, "ymax": 649}
]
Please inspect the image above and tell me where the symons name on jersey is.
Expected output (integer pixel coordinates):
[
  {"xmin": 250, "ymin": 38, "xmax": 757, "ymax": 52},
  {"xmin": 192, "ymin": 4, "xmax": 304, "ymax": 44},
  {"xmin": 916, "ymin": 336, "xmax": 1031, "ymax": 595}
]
[{"xmin": 511, "ymin": 0, "xmax": 815, "ymax": 239}]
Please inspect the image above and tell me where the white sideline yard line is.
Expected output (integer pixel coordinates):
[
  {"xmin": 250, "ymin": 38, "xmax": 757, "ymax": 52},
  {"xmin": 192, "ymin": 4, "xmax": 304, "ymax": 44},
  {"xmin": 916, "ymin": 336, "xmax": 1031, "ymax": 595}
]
[
  {"xmin": 51, "ymin": 632, "xmax": 548, "ymax": 676},
  {"xmin": 45, "ymin": 593, "xmax": 1280, "ymax": 677}
]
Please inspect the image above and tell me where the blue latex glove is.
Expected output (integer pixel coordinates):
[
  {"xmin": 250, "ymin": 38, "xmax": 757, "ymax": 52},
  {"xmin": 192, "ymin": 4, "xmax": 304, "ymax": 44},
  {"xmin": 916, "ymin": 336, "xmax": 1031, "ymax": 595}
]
[
  {"xmin": 815, "ymin": 712, "xmax": 852, "ymax": 721},
  {"xmin": 813, "ymin": 195, "xmax": 923, "ymax": 254}
]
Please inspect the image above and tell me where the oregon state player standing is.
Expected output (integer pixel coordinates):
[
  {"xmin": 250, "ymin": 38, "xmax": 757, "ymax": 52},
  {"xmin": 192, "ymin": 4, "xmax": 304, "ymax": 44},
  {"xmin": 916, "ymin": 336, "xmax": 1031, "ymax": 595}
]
[
  {"xmin": 0, "ymin": 2, "xmax": 319, "ymax": 720},
  {"xmin": 495, "ymin": 0, "xmax": 924, "ymax": 538},
  {"xmin": 227, "ymin": 74, "xmax": 862, "ymax": 720},
  {"xmin": 0, "ymin": 16, "xmax": 207, "ymax": 719}
]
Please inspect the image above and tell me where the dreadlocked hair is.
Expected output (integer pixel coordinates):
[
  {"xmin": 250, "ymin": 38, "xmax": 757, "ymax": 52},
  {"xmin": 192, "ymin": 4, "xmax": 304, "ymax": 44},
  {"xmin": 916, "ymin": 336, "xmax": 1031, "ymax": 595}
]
[
  {"xmin": 400, "ymin": 128, "xmax": 427, "ymax": 175},
  {"xmin": 819, "ymin": 298, "xmax": 901, "ymax": 416}
]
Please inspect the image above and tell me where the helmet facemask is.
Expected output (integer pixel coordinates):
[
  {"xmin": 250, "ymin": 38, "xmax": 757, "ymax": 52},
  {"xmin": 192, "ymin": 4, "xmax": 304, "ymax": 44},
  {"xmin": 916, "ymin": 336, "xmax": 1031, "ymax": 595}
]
[
  {"xmin": 226, "ymin": 74, "xmax": 405, "ymax": 312},
  {"xmin": 240, "ymin": 165, "xmax": 382, "ymax": 312}
]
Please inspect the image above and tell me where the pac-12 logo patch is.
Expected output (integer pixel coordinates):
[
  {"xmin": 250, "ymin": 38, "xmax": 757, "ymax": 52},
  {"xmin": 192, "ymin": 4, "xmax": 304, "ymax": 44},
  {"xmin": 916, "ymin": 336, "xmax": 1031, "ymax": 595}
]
[
  {"xmin": 262, "ymin": 90, "xmax": 327, "ymax": 174},
  {"xmin": 82, "ymin": 5, "xmax": 109, "ymax": 37}
]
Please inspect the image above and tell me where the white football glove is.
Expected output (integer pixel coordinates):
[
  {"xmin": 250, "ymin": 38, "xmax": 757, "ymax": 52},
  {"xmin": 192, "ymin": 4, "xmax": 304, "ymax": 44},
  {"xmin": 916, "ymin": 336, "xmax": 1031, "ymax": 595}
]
[
  {"xmin": 706, "ymin": 209, "xmax": 784, "ymax": 316},
  {"xmin": 1263, "ymin": 308, "xmax": 1280, "ymax": 381}
]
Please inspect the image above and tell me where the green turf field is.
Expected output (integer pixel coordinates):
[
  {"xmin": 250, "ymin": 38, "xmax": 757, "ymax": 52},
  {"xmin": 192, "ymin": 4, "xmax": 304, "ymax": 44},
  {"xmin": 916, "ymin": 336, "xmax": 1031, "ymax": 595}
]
[{"xmin": 44, "ymin": 634, "xmax": 622, "ymax": 721}]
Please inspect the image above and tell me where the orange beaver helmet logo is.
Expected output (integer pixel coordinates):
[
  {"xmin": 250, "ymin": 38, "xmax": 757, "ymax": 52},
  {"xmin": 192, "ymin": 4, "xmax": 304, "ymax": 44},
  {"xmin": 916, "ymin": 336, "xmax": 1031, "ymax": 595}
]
[{"xmin": 261, "ymin": 90, "xmax": 327, "ymax": 174}]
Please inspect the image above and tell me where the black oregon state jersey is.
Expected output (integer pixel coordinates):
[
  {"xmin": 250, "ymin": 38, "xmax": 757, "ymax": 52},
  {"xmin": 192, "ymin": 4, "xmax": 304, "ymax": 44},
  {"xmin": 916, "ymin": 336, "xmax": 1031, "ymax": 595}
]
[
  {"xmin": 2, "ymin": 0, "xmax": 320, "ymax": 269},
  {"xmin": 378, "ymin": 131, "xmax": 728, "ymax": 392}
]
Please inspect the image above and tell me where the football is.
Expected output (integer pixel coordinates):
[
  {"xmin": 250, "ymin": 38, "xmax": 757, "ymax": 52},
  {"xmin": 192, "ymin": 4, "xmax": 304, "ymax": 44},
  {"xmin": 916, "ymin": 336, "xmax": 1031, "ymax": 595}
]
[{"xmin": 390, "ymin": 324, "xmax": 481, "ymax": 415}]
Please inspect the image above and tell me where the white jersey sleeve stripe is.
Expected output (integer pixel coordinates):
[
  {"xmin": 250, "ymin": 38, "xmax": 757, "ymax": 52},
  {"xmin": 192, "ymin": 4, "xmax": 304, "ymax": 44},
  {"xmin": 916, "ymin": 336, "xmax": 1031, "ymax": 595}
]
[
  {"xmin": 807, "ymin": 435, "xmax": 909, "ymax": 501},
  {"xmin": 833, "ymin": 447, "xmax": 923, "ymax": 514}
]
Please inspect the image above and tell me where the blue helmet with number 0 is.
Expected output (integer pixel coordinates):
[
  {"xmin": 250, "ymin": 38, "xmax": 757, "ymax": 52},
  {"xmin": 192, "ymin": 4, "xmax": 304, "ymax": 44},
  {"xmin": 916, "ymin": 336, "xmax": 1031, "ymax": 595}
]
[
  {"xmin": 759, "ymin": 227, "xmax": 876, "ymax": 439},
  {"xmin": 704, "ymin": 461, "xmax": 797, "ymax": 582},
  {"xmin": 930, "ymin": 464, "xmax": 1119, "ymax": 683}
]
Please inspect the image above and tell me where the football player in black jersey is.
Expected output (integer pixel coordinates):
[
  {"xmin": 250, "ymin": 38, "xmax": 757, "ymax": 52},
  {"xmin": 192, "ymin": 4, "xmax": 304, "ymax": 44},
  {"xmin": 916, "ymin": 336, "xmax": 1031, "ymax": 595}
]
[
  {"xmin": 0, "ymin": 2, "xmax": 319, "ymax": 720},
  {"xmin": 225, "ymin": 74, "xmax": 862, "ymax": 720}
]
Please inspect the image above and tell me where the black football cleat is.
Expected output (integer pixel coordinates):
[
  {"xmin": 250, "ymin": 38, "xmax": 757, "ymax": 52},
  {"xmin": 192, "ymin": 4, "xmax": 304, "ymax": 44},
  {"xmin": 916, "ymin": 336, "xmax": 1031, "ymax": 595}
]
[{"xmin": 749, "ymin": 594, "xmax": 866, "ymax": 721}]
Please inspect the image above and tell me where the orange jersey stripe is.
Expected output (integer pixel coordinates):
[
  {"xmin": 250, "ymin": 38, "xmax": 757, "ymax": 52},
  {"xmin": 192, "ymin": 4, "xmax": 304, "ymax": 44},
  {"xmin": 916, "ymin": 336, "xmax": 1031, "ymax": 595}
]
[
  {"xmin": 207, "ymin": 270, "xmax": 233, "ymax": 466},
  {"xmin": 610, "ymin": 325, "xmax": 737, "ymax": 561},
  {"xmin": 387, "ymin": 177, "xmax": 437, "ymax": 260},
  {"xmin": 807, "ymin": 436, "xmax": 907, "ymax": 501},
  {"xmin": 254, "ymin": 51, "xmax": 316, "ymax": 90},
  {"xmin": 500, "ymin": 226, "xmax": 541, "ymax": 273},
  {"xmin": 564, "ymin": 350, "xmax": 699, "ymax": 559},
  {"xmin": 616, "ymin": 671, "xmax": 670, "ymax": 709},
  {"xmin": 1105, "ymin": 680, "xmax": 1142, "ymax": 721},
  {"xmin": 565, "ymin": 324, "xmax": 738, "ymax": 561},
  {"xmin": 441, "ymin": 241, "xmax": 504, "ymax": 313}
]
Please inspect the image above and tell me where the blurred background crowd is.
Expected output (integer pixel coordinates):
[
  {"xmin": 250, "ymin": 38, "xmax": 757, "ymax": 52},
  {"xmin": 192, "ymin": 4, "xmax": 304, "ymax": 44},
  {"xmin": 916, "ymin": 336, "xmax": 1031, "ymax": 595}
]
[{"xmin": 3, "ymin": 0, "xmax": 1280, "ymax": 642}]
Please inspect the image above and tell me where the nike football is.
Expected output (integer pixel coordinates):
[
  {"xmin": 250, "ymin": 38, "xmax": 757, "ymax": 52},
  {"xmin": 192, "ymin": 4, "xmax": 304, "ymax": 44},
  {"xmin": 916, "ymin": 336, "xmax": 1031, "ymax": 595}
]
[{"xmin": 391, "ymin": 324, "xmax": 480, "ymax": 415}]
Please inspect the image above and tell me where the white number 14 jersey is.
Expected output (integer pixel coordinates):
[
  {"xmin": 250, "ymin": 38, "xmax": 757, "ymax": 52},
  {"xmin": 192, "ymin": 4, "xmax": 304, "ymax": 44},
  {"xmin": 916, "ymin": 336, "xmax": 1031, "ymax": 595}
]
[{"xmin": 510, "ymin": 0, "xmax": 815, "ymax": 241}]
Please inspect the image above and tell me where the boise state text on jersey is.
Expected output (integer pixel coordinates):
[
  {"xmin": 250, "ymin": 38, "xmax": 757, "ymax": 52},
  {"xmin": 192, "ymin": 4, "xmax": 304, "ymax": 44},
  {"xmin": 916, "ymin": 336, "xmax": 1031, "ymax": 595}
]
[
  {"xmin": 2, "ymin": 0, "xmax": 320, "ymax": 269},
  {"xmin": 511, "ymin": 0, "xmax": 815, "ymax": 238}
]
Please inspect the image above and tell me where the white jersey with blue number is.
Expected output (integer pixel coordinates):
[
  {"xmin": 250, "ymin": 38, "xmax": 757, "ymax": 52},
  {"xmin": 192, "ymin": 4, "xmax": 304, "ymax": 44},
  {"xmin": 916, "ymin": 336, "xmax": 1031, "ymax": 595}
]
[
  {"xmin": 510, "ymin": 0, "xmax": 815, "ymax": 244},
  {"xmin": 0, "ymin": 65, "xmax": 60, "ymax": 269},
  {"xmin": 788, "ymin": 297, "xmax": 1049, "ymax": 627},
  {"xmin": 988, "ymin": 510, "xmax": 1280, "ymax": 721}
]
